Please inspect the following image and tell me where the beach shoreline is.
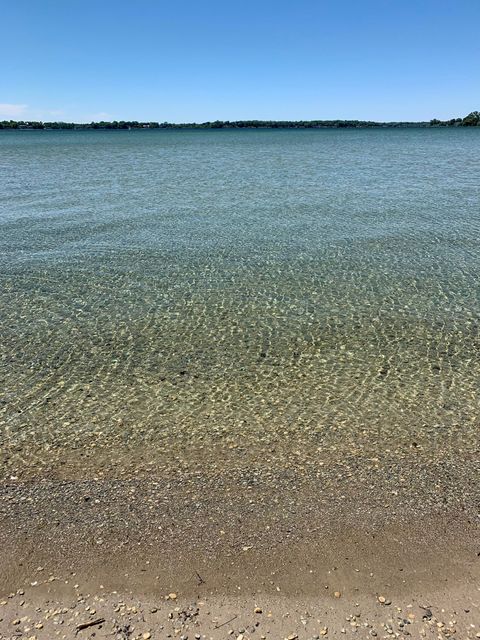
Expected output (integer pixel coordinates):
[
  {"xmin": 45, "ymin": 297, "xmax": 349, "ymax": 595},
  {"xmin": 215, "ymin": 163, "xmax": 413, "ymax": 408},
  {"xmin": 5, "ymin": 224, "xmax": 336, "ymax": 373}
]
[{"xmin": 1, "ymin": 450, "xmax": 479, "ymax": 638}]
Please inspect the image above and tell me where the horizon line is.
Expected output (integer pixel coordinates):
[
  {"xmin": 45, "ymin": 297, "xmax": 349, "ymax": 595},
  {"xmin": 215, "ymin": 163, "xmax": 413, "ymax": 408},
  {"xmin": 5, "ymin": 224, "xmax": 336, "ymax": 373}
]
[{"xmin": 1, "ymin": 111, "xmax": 480, "ymax": 130}]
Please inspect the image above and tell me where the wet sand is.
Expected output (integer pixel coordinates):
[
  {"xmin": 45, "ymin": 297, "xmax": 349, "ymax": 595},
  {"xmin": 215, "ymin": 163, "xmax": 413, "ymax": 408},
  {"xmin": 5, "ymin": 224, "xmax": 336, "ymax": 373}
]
[{"xmin": 1, "ymin": 441, "xmax": 479, "ymax": 639}]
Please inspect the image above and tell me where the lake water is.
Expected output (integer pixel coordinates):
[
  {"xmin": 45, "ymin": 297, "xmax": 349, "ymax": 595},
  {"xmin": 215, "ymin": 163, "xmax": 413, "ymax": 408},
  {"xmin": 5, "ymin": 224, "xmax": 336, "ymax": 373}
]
[{"xmin": 1, "ymin": 128, "xmax": 479, "ymax": 473}]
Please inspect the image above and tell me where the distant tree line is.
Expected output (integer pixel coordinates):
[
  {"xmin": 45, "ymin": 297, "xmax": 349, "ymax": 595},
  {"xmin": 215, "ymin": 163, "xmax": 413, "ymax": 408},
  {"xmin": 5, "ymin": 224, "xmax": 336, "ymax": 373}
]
[
  {"xmin": 1, "ymin": 112, "xmax": 479, "ymax": 130},
  {"xmin": 459, "ymin": 111, "xmax": 480, "ymax": 126},
  {"xmin": 0, "ymin": 120, "xmax": 161, "ymax": 130}
]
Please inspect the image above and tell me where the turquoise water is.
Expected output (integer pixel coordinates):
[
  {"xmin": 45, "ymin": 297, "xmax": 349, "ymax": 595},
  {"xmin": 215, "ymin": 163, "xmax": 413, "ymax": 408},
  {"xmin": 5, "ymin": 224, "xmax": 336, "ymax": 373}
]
[{"xmin": 1, "ymin": 128, "xmax": 479, "ymax": 469}]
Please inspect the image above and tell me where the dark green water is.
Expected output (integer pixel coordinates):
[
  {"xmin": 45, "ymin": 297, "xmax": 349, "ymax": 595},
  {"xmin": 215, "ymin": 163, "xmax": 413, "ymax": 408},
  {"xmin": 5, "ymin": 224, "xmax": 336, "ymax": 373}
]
[{"xmin": 1, "ymin": 129, "xmax": 479, "ymax": 469}]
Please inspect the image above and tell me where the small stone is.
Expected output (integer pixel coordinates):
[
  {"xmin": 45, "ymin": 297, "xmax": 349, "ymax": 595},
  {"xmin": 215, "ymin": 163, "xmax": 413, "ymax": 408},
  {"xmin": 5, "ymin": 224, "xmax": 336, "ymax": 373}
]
[
  {"xmin": 334, "ymin": 591, "xmax": 341, "ymax": 598},
  {"xmin": 320, "ymin": 628, "xmax": 328, "ymax": 636},
  {"xmin": 143, "ymin": 633, "xmax": 151, "ymax": 640},
  {"xmin": 378, "ymin": 596, "xmax": 386, "ymax": 603},
  {"xmin": 287, "ymin": 635, "xmax": 298, "ymax": 640},
  {"xmin": 254, "ymin": 607, "xmax": 262, "ymax": 613},
  {"xmin": 168, "ymin": 593, "xmax": 177, "ymax": 600}
]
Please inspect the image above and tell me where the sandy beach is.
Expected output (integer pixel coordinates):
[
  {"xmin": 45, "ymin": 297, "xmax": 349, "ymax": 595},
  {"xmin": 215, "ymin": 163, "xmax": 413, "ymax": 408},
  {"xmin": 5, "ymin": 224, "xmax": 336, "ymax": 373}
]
[{"xmin": 1, "ymin": 439, "xmax": 479, "ymax": 639}]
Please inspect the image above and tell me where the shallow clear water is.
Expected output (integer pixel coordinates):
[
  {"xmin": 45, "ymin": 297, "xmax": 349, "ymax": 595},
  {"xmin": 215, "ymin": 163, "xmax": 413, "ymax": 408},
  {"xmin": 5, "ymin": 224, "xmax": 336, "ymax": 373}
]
[{"xmin": 1, "ymin": 128, "xmax": 479, "ymax": 467}]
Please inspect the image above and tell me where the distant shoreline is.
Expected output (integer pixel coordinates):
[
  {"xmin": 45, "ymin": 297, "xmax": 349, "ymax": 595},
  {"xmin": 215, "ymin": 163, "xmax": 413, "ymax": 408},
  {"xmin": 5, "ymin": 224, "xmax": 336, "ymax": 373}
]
[{"xmin": 1, "ymin": 110, "xmax": 479, "ymax": 130}]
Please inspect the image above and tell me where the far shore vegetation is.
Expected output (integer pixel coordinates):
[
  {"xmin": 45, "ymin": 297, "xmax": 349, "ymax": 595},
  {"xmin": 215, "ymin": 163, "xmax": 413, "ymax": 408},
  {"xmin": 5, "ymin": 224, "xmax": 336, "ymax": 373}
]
[{"xmin": 1, "ymin": 111, "xmax": 479, "ymax": 130}]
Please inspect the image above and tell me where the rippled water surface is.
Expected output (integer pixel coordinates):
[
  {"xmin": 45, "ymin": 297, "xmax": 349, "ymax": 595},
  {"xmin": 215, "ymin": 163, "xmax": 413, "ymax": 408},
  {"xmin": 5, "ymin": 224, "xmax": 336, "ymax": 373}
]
[{"xmin": 1, "ymin": 128, "xmax": 479, "ymax": 471}]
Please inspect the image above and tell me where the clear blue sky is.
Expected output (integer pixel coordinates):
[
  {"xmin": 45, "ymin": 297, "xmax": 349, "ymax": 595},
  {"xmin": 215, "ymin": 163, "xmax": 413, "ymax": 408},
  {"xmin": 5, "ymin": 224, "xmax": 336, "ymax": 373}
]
[{"xmin": 1, "ymin": 0, "xmax": 479, "ymax": 122}]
